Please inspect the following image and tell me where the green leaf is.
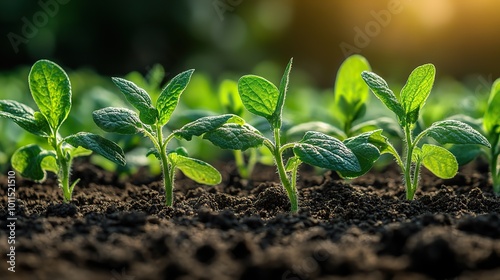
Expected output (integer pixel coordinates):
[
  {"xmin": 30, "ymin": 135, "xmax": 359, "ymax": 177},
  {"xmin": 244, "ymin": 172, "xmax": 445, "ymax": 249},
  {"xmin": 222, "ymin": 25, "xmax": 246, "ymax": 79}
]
[
  {"xmin": 175, "ymin": 114, "xmax": 242, "ymax": 140},
  {"xmin": 484, "ymin": 78, "xmax": 500, "ymax": 135},
  {"xmin": 448, "ymin": 144, "xmax": 483, "ymax": 166},
  {"xmin": 272, "ymin": 58, "xmax": 293, "ymax": 129},
  {"xmin": 238, "ymin": 75, "xmax": 279, "ymax": 120},
  {"xmin": 0, "ymin": 100, "xmax": 50, "ymax": 137},
  {"xmin": 156, "ymin": 69, "xmax": 195, "ymax": 126},
  {"xmin": 400, "ymin": 64, "xmax": 435, "ymax": 120},
  {"xmin": 334, "ymin": 55, "xmax": 371, "ymax": 123},
  {"xmin": 203, "ymin": 123, "xmax": 266, "ymax": 151},
  {"xmin": 111, "ymin": 77, "xmax": 158, "ymax": 124},
  {"xmin": 339, "ymin": 130, "xmax": 382, "ymax": 178},
  {"xmin": 146, "ymin": 148, "xmax": 161, "ymax": 160},
  {"xmin": 29, "ymin": 59, "xmax": 71, "ymax": 130},
  {"xmin": 420, "ymin": 144, "xmax": 458, "ymax": 179},
  {"xmin": 11, "ymin": 144, "xmax": 56, "ymax": 181},
  {"xmin": 423, "ymin": 120, "xmax": 491, "ymax": 147},
  {"xmin": 293, "ymin": 131, "xmax": 360, "ymax": 172},
  {"xmin": 361, "ymin": 71, "xmax": 405, "ymax": 123},
  {"xmin": 219, "ymin": 79, "xmax": 244, "ymax": 116},
  {"xmin": 169, "ymin": 153, "xmax": 221, "ymax": 185},
  {"xmin": 93, "ymin": 107, "xmax": 143, "ymax": 134},
  {"xmin": 285, "ymin": 156, "xmax": 301, "ymax": 172},
  {"xmin": 68, "ymin": 146, "xmax": 93, "ymax": 158},
  {"xmin": 65, "ymin": 132, "xmax": 126, "ymax": 166}
]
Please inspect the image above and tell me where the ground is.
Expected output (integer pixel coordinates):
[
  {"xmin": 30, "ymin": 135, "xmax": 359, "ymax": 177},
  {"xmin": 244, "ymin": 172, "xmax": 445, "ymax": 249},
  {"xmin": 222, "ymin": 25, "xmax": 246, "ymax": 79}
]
[{"xmin": 1, "ymin": 160, "xmax": 499, "ymax": 280}]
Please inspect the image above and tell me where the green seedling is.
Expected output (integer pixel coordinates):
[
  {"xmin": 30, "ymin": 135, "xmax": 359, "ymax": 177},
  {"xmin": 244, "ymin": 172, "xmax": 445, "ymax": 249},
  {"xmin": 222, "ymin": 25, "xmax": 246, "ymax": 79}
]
[
  {"xmin": 202, "ymin": 59, "xmax": 362, "ymax": 213},
  {"xmin": 0, "ymin": 60, "xmax": 126, "ymax": 203},
  {"xmin": 361, "ymin": 64, "xmax": 491, "ymax": 199},
  {"xmin": 484, "ymin": 79, "xmax": 500, "ymax": 193},
  {"xmin": 93, "ymin": 69, "xmax": 233, "ymax": 206}
]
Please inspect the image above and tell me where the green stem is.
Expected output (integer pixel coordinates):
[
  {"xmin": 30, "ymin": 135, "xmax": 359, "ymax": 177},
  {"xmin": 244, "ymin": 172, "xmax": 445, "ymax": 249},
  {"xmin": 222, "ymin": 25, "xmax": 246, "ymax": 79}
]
[
  {"xmin": 234, "ymin": 150, "xmax": 249, "ymax": 179},
  {"xmin": 156, "ymin": 125, "xmax": 174, "ymax": 206},
  {"xmin": 404, "ymin": 125, "xmax": 416, "ymax": 200},
  {"xmin": 491, "ymin": 136, "xmax": 500, "ymax": 194},
  {"xmin": 272, "ymin": 128, "xmax": 298, "ymax": 213},
  {"xmin": 52, "ymin": 135, "xmax": 72, "ymax": 203}
]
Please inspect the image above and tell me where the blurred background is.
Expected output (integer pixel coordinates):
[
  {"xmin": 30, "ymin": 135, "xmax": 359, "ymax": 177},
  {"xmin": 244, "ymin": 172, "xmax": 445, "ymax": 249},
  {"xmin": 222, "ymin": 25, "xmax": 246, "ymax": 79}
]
[{"xmin": 1, "ymin": 0, "xmax": 499, "ymax": 172}]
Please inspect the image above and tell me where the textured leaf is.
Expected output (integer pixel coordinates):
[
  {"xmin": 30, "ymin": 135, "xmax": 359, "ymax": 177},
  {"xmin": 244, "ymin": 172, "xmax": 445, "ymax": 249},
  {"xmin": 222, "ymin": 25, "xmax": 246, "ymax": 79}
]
[
  {"xmin": 0, "ymin": 100, "xmax": 50, "ymax": 137},
  {"xmin": 169, "ymin": 153, "xmax": 221, "ymax": 185},
  {"xmin": 484, "ymin": 78, "xmax": 500, "ymax": 135},
  {"xmin": 272, "ymin": 58, "xmax": 293, "ymax": 129},
  {"xmin": 361, "ymin": 71, "xmax": 405, "ymax": 122},
  {"xmin": 112, "ymin": 77, "xmax": 158, "ymax": 124},
  {"xmin": 203, "ymin": 123, "xmax": 266, "ymax": 151},
  {"xmin": 238, "ymin": 75, "xmax": 279, "ymax": 120},
  {"xmin": 157, "ymin": 69, "xmax": 195, "ymax": 126},
  {"xmin": 29, "ymin": 59, "xmax": 71, "ymax": 130},
  {"xmin": 11, "ymin": 144, "xmax": 56, "ymax": 181},
  {"xmin": 175, "ymin": 114, "xmax": 242, "ymax": 140},
  {"xmin": 339, "ymin": 130, "xmax": 382, "ymax": 178},
  {"xmin": 65, "ymin": 132, "xmax": 125, "ymax": 166},
  {"xmin": 400, "ymin": 64, "xmax": 435, "ymax": 118},
  {"xmin": 93, "ymin": 107, "xmax": 143, "ymax": 134},
  {"xmin": 421, "ymin": 144, "xmax": 458, "ymax": 179},
  {"xmin": 334, "ymin": 55, "xmax": 371, "ymax": 122},
  {"xmin": 423, "ymin": 120, "xmax": 490, "ymax": 147},
  {"xmin": 293, "ymin": 131, "xmax": 360, "ymax": 172}
]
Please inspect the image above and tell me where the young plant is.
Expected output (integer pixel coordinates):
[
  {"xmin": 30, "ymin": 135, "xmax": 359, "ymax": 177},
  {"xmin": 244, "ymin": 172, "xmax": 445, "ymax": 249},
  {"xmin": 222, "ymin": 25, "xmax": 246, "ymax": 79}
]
[
  {"xmin": 361, "ymin": 64, "xmax": 491, "ymax": 199},
  {"xmin": 201, "ymin": 59, "xmax": 363, "ymax": 213},
  {"xmin": 93, "ymin": 69, "xmax": 230, "ymax": 206},
  {"xmin": 0, "ymin": 60, "xmax": 126, "ymax": 203},
  {"xmin": 483, "ymin": 79, "xmax": 500, "ymax": 194}
]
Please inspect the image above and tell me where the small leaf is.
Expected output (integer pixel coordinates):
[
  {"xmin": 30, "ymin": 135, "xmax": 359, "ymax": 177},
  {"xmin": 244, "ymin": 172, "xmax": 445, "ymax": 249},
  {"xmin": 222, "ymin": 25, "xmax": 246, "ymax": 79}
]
[
  {"xmin": 156, "ymin": 69, "xmax": 195, "ymax": 126},
  {"xmin": 93, "ymin": 107, "xmax": 143, "ymax": 134},
  {"xmin": 285, "ymin": 156, "xmax": 301, "ymax": 172},
  {"xmin": 361, "ymin": 71, "xmax": 405, "ymax": 123},
  {"xmin": 484, "ymin": 78, "xmax": 500, "ymax": 135},
  {"xmin": 293, "ymin": 131, "xmax": 360, "ymax": 172},
  {"xmin": 339, "ymin": 130, "xmax": 383, "ymax": 178},
  {"xmin": 29, "ymin": 59, "xmax": 72, "ymax": 130},
  {"xmin": 11, "ymin": 144, "xmax": 56, "ymax": 181},
  {"xmin": 272, "ymin": 58, "xmax": 293, "ymax": 129},
  {"xmin": 169, "ymin": 153, "xmax": 221, "ymax": 185},
  {"xmin": 68, "ymin": 146, "xmax": 93, "ymax": 158},
  {"xmin": 111, "ymin": 77, "xmax": 158, "ymax": 124},
  {"xmin": 334, "ymin": 55, "xmax": 371, "ymax": 123},
  {"xmin": 0, "ymin": 100, "xmax": 50, "ymax": 137},
  {"xmin": 423, "ymin": 120, "xmax": 491, "ymax": 147},
  {"xmin": 238, "ymin": 75, "xmax": 279, "ymax": 120},
  {"xmin": 203, "ymin": 123, "xmax": 266, "ymax": 151},
  {"xmin": 175, "ymin": 114, "xmax": 242, "ymax": 140},
  {"xmin": 421, "ymin": 144, "xmax": 458, "ymax": 179},
  {"xmin": 65, "ymin": 132, "xmax": 126, "ymax": 166},
  {"xmin": 400, "ymin": 64, "xmax": 435, "ymax": 121}
]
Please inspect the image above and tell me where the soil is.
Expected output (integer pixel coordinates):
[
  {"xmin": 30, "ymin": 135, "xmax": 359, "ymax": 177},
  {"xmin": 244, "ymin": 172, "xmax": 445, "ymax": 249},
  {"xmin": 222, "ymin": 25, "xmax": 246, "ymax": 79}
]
[{"xmin": 1, "ymin": 159, "xmax": 500, "ymax": 280}]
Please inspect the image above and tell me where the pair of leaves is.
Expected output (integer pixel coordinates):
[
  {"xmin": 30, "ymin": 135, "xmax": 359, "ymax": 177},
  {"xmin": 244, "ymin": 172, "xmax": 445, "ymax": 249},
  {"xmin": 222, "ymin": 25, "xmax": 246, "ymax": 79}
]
[
  {"xmin": 111, "ymin": 69, "xmax": 194, "ymax": 126},
  {"xmin": 238, "ymin": 58, "xmax": 292, "ymax": 129},
  {"xmin": 361, "ymin": 64, "xmax": 435, "ymax": 126}
]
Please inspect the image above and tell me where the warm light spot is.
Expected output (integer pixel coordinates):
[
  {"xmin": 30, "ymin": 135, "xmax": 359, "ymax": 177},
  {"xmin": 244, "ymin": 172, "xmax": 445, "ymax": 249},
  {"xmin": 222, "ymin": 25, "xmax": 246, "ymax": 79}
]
[{"xmin": 411, "ymin": 0, "xmax": 455, "ymax": 29}]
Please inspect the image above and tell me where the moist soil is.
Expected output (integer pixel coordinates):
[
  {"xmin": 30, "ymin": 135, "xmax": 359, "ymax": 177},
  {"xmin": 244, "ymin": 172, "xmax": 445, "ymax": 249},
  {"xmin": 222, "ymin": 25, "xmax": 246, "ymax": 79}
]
[{"xmin": 1, "ymin": 160, "xmax": 500, "ymax": 280}]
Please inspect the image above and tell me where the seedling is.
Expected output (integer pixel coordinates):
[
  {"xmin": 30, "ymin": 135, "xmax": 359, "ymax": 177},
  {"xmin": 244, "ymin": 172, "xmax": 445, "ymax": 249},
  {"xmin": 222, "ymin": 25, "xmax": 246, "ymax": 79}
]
[
  {"xmin": 202, "ymin": 59, "xmax": 362, "ymax": 213},
  {"xmin": 93, "ymin": 69, "xmax": 233, "ymax": 206},
  {"xmin": 0, "ymin": 60, "xmax": 126, "ymax": 203},
  {"xmin": 361, "ymin": 64, "xmax": 491, "ymax": 199},
  {"xmin": 482, "ymin": 79, "xmax": 500, "ymax": 194}
]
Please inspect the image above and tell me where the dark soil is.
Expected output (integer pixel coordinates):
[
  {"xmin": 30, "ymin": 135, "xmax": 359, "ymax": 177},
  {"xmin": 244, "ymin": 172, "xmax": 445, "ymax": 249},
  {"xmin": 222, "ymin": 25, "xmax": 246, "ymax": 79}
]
[{"xmin": 1, "ymin": 160, "xmax": 500, "ymax": 280}]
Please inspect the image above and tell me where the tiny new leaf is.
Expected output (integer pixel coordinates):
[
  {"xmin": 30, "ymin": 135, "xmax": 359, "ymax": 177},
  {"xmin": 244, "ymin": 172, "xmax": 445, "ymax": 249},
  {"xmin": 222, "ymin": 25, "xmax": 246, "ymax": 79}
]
[
  {"xmin": 157, "ymin": 69, "xmax": 195, "ymax": 126},
  {"xmin": 272, "ymin": 58, "xmax": 293, "ymax": 129},
  {"xmin": 400, "ymin": 64, "xmax": 435, "ymax": 121}
]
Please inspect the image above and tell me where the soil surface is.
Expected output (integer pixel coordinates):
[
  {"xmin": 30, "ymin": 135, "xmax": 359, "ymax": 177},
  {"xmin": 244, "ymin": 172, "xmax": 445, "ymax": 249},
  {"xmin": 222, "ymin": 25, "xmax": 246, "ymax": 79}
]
[{"xmin": 1, "ymin": 159, "xmax": 500, "ymax": 280}]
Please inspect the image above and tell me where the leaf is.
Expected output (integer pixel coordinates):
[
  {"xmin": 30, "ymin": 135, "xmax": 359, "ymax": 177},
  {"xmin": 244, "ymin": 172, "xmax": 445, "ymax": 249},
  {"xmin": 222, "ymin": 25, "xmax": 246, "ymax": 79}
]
[
  {"xmin": 65, "ymin": 132, "xmax": 126, "ymax": 166},
  {"xmin": 93, "ymin": 107, "xmax": 143, "ymax": 134},
  {"xmin": 420, "ymin": 144, "xmax": 458, "ymax": 179},
  {"xmin": 0, "ymin": 100, "xmax": 50, "ymax": 137},
  {"xmin": 334, "ymin": 55, "xmax": 371, "ymax": 123},
  {"xmin": 448, "ymin": 144, "xmax": 483, "ymax": 166},
  {"xmin": 146, "ymin": 148, "xmax": 161, "ymax": 160},
  {"xmin": 175, "ymin": 114, "xmax": 242, "ymax": 140},
  {"xmin": 156, "ymin": 69, "xmax": 195, "ymax": 126},
  {"xmin": 272, "ymin": 58, "xmax": 293, "ymax": 129},
  {"xmin": 238, "ymin": 75, "xmax": 279, "ymax": 120},
  {"xmin": 68, "ymin": 146, "xmax": 93, "ymax": 158},
  {"xmin": 400, "ymin": 64, "xmax": 435, "ymax": 121},
  {"xmin": 111, "ymin": 77, "xmax": 158, "ymax": 124},
  {"xmin": 361, "ymin": 71, "xmax": 405, "ymax": 122},
  {"xmin": 169, "ymin": 153, "xmax": 221, "ymax": 185},
  {"xmin": 339, "ymin": 130, "xmax": 382, "ymax": 178},
  {"xmin": 285, "ymin": 156, "xmax": 301, "ymax": 172},
  {"xmin": 29, "ymin": 59, "xmax": 71, "ymax": 130},
  {"xmin": 484, "ymin": 78, "xmax": 500, "ymax": 135},
  {"xmin": 11, "ymin": 144, "xmax": 56, "ymax": 181},
  {"xmin": 203, "ymin": 123, "xmax": 266, "ymax": 151},
  {"xmin": 423, "ymin": 120, "xmax": 490, "ymax": 147},
  {"xmin": 293, "ymin": 131, "xmax": 360, "ymax": 172}
]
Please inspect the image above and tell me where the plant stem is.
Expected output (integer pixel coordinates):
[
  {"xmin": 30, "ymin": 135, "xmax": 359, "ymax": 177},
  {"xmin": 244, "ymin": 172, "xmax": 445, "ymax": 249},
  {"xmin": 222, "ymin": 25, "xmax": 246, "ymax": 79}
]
[
  {"xmin": 52, "ymin": 134, "xmax": 72, "ymax": 203},
  {"xmin": 234, "ymin": 150, "xmax": 249, "ymax": 179},
  {"xmin": 272, "ymin": 128, "xmax": 298, "ymax": 213},
  {"xmin": 491, "ymin": 136, "xmax": 500, "ymax": 194},
  {"xmin": 156, "ymin": 126, "xmax": 174, "ymax": 206},
  {"xmin": 404, "ymin": 125, "xmax": 416, "ymax": 200}
]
